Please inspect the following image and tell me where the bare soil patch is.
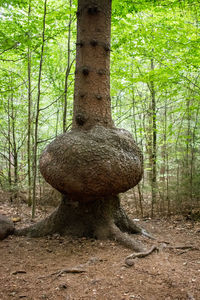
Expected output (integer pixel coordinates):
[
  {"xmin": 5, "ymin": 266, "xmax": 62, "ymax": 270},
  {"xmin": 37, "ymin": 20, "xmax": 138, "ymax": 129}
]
[{"xmin": 0, "ymin": 196, "xmax": 200, "ymax": 300}]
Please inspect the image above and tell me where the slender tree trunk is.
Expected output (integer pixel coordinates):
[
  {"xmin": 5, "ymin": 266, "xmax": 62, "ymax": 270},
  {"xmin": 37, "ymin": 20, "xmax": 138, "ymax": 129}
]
[
  {"xmin": 7, "ymin": 97, "xmax": 12, "ymax": 192},
  {"xmin": 159, "ymin": 98, "xmax": 169, "ymax": 214},
  {"xmin": 131, "ymin": 85, "xmax": 143, "ymax": 217},
  {"xmin": 166, "ymin": 150, "xmax": 170, "ymax": 214},
  {"xmin": 186, "ymin": 97, "xmax": 191, "ymax": 205},
  {"xmin": 175, "ymin": 122, "xmax": 181, "ymax": 212},
  {"xmin": 55, "ymin": 105, "xmax": 59, "ymax": 137},
  {"xmin": 32, "ymin": 0, "xmax": 47, "ymax": 218},
  {"xmin": 149, "ymin": 57, "xmax": 157, "ymax": 217},
  {"xmin": 7, "ymin": 96, "xmax": 13, "ymax": 203},
  {"xmin": 27, "ymin": 0, "xmax": 32, "ymax": 206},
  {"xmin": 11, "ymin": 93, "xmax": 18, "ymax": 200},
  {"xmin": 191, "ymin": 101, "xmax": 200, "ymax": 206},
  {"xmin": 164, "ymin": 100, "xmax": 170, "ymax": 214},
  {"xmin": 63, "ymin": 0, "xmax": 73, "ymax": 133}
]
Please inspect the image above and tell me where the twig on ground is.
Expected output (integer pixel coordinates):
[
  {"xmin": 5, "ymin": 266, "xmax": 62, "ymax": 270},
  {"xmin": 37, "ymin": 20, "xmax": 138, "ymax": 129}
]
[
  {"xmin": 12, "ymin": 270, "xmax": 27, "ymax": 275},
  {"xmin": 52, "ymin": 268, "xmax": 86, "ymax": 278},
  {"xmin": 37, "ymin": 257, "xmax": 103, "ymax": 280},
  {"xmin": 167, "ymin": 245, "xmax": 199, "ymax": 251},
  {"xmin": 169, "ymin": 245, "xmax": 199, "ymax": 250},
  {"xmin": 38, "ymin": 267, "xmax": 86, "ymax": 280}
]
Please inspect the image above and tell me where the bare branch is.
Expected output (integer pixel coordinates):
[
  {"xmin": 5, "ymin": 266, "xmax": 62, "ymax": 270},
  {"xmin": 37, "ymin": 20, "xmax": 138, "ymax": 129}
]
[{"xmin": 39, "ymin": 93, "xmax": 64, "ymax": 112}]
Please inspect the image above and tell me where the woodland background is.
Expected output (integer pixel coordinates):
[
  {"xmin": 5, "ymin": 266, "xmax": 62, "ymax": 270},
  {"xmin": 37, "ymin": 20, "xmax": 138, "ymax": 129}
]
[{"xmin": 0, "ymin": 0, "xmax": 200, "ymax": 218}]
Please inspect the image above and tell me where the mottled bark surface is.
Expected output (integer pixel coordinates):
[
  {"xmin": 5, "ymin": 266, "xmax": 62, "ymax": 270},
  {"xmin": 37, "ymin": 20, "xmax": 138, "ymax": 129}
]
[
  {"xmin": 40, "ymin": 126, "xmax": 143, "ymax": 199},
  {"xmin": 15, "ymin": 195, "xmax": 145, "ymax": 252},
  {"xmin": 73, "ymin": 0, "xmax": 113, "ymax": 129}
]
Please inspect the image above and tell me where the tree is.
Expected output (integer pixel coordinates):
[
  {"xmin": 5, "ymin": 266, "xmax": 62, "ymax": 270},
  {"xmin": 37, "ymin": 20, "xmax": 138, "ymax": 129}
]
[
  {"xmin": 13, "ymin": 0, "xmax": 150, "ymax": 252},
  {"xmin": 31, "ymin": 0, "xmax": 47, "ymax": 218},
  {"xmin": 1, "ymin": 0, "xmax": 199, "ymax": 242},
  {"xmin": 27, "ymin": 0, "xmax": 33, "ymax": 207}
]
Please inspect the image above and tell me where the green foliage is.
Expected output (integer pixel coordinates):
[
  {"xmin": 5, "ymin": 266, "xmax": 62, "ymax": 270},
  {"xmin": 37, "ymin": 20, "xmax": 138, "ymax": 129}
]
[
  {"xmin": 0, "ymin": 0, "xmax": 200, "ymax": 214},
  {"xmin": 111, "ymin": 0, "xmax": 200, "ymax": 213}
]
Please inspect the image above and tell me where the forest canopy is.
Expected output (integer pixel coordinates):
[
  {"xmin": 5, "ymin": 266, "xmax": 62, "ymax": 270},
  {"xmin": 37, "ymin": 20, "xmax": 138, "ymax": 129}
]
[{"xmin": 0, "ymin": 0, "xmax": 200, "ymax": 217}]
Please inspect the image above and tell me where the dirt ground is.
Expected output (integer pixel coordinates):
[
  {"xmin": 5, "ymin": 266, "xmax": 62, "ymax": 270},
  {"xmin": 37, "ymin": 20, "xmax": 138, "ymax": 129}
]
[{"xmin": 0, "ymin": 195, "xmax": 200, "ymax": 300}]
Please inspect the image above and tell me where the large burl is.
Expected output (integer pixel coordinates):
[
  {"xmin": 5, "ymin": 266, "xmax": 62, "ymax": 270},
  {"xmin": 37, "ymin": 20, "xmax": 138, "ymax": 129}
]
[{"xmin": 40, "ymin": 126, "xmax": 143, "ymax": 200}]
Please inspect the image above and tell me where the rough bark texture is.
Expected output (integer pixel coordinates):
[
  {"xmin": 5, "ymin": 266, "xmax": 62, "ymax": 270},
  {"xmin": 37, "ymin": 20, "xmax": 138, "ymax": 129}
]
[
  {"xmin": 40, "ymin": 126, "xmax": 143, "ymax": 199},
  {"xmin": 72, "ymin": 0, "xmax": 113, "ymax": 129},
  {"xmin": 15, "ymin": 195, "xmax": 145, "ymax": 252}
]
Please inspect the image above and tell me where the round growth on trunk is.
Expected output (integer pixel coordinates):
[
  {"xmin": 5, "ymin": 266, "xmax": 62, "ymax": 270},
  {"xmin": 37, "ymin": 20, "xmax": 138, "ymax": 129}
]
[{"xmin": 40, "ymin": 125, "xmax": 143, "ymax": 200}]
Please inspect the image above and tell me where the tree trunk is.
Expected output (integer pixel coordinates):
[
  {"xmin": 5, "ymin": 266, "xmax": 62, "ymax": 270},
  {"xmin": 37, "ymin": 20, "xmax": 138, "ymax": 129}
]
[
  {"xmin": 14, "ymin": 0, "xmax": 149, "ymax": 253},
  {"xmin": 7, "ymin": 97, "xmax": 12, "ymax": 194},
  {"xmin": 191, "ymin": 101, "xmax": 200, "ymax": 207},
  {"xmin": 32, "ymin": 0, "xmax": 47, "ymax": 218},
  {"xmin": 27, "ymin": 0, "xmax": 32, "ymax": 206},
  {"xmin": 11, "ymin": 92, "xmax": 18, "ymax": 200},
  {"xmin": 150, "ymin": 57, "xmax": 157, "ymax": 218},
  {"xmin": 16, "ymin": 194, "xmax": 145, "ymax": 252},
  {"xmin": 131, "ymin": 85, "xmax": 143, "ymax": 217},
  {"xmin": 63, "ymin": 0, "xmax": 73, "ymax": 133},
  {"xmin": 72, "ymin": 0, "xmax": 113, "ymax": 130}
]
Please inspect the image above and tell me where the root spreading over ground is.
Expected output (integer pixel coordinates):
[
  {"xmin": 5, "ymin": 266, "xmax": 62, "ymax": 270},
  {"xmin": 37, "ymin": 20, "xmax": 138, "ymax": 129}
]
[{"xmin": 14, "ymin": 195, "xmax": 153, "ymax": 254}]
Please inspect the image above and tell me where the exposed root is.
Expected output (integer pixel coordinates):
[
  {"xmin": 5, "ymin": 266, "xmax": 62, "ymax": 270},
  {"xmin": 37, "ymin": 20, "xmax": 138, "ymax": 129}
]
[
  {"xmin": 125, "ymin": 245, "xmax": 158, "ymax": 266},
  {"xmin": 113, "ymin": 199, "xmax": 154, "ymax": 239},
  {"xmin": 125, "ymin": 216, "xmax": 155, "ymax": 239},
  {"xmin": 141, "ymin": 228, "xmax": 155, "ymax": 239},
  {"xmin": 13, "ymin": 194, "xmax": 156, "ymax": 254},
  {"xmin": 109, "ymin": 222, "xmax": 146, "ymax": 252},
  {"xmin": 14, "ymin": 206, "xmax": 65, "ymax": 237},
  {"xmin": 114, "ymin": 206, "xmax": 142, "ymax": 234}
]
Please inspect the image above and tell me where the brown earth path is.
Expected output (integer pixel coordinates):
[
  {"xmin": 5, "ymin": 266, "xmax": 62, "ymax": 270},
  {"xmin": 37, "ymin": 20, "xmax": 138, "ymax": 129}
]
[{"xmin": 0, "ymin": 199, "xmax": 200, "ymax": 300}]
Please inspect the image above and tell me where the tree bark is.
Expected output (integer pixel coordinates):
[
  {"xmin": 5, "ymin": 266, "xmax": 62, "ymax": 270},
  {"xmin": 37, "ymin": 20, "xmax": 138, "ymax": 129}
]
[
  {"xmin": 27, "ymin": 0, "xmax": 32, "ymax": 206},
  {"xmin": 15, "ymin": 194, "xmax": 145, "ymax": 252},
  {"xmin": 72, "ymin": 0, "xmax": 114, "ymax": 130},
  {"xmin": 7, "ymin": 97, "xmax": 12, "ymax": 194},
  {"xmin": 11, "ymin": 91, "xmax": 18, "ymax": 200},
  {"xmin": 32, "ymin": 0, "xmax": 47, "ymax": 218},
  {"xmin": 63, "ymin": 0, "xmax": 73, "ymax": 133},
  {"xmin": 13, "ymin": 0, "xmax": 148, "ymax": 253},
  {"xmin": 131, "ymin": 84, "xmax": 144, "ymax": 217},
  {"xmin": 150, "ymin": 56, "xmax": 157, "ymax": 218}
]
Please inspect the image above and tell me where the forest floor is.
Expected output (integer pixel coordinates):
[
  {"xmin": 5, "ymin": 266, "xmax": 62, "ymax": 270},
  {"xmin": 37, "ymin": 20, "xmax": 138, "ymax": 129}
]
[{"xmin": 0, "ymin": 192, "xmax": 200, "ymax": 300}]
